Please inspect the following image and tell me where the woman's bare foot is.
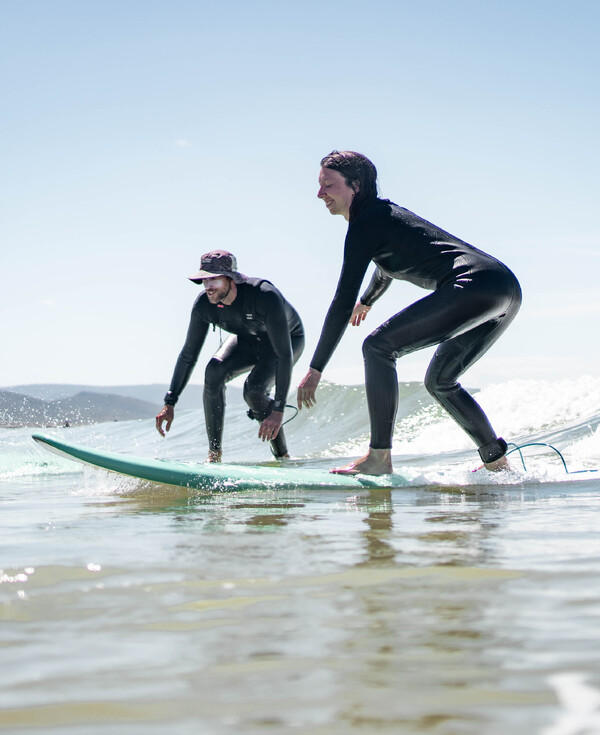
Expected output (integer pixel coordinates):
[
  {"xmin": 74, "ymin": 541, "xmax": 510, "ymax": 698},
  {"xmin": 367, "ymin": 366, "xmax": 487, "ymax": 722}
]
[
  {"xmin": 484, "ymin": 455, "xmax": 510, "ymax": 472},
  {"xmin": 206, "ymin": 450, "xmax": 222, "ymax": 463},
  {"xmin": 331, "ymin": 448, "xmax": 393, "ymax": 476},
  {"xmin": 473, "ymin": 455, "xmax": 510, "ymax": 472}
]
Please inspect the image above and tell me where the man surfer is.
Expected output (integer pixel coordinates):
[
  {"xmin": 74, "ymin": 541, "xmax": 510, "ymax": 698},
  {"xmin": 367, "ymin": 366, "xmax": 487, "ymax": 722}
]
[
  {"xmin": 297, "ymin": 151, "xmax": 522, "ymax": 475},
  {"xmin": 157, "ymin": 251, "xmax": 304, "ymax": 462}
]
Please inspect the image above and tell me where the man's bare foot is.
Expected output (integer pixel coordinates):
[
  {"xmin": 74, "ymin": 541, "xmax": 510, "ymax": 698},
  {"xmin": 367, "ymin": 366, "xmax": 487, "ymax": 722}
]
[
  {"xmin": 331, "ymin": 448, "xmax": 393, "ymax": 476},
  {"xmin": 206, "ymin": 450, "xmax": 222, "ymax": 463}
]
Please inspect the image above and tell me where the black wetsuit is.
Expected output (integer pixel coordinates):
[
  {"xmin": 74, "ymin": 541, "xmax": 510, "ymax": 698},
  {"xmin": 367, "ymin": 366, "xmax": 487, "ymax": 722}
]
[
  {"xmin": 310, "ymin": 200, "xmax": 522, "ymax": 463},
  {"xmin": 165, "ymin": 278, "xmax": 305, "ymax": 457}
]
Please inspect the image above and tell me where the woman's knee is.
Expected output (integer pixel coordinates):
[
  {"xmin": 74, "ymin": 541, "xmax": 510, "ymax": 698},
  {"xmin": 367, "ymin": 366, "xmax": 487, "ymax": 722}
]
[
  {"xmin": 424, "ymin": 364, "xmax": 459, "ymax": 399},
  {"xmin": 362, "ymin": 332, "xmax": 398, "ymax": 369},
  {"xmin": 362, "ymin": 332, "xmax": 385, "ymax": 360}
]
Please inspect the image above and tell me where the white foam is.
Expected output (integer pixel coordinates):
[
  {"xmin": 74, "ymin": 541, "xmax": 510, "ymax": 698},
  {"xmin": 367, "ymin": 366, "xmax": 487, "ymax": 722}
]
[
  {"xmin": 566, "ymin": 424, "xmax": 600, "ymax": 465},
  {"xmin": 393, "ymin": 376, "xmax": 600, "ymax": 456},
  {"xmin": 542, "ymin": 673, "xmax": 600, "ymax": 735}
]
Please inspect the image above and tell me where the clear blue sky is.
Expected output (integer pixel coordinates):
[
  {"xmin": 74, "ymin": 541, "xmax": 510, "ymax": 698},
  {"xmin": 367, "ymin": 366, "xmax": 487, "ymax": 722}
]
[{"xmin": 2, "ymin": 0, "xmax": 599, "ymax": 389}]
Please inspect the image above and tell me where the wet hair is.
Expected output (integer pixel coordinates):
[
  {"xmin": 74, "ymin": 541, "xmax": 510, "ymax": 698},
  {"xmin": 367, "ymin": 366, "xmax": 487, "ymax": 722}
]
[{"xmin": 320, "ymin": 150, "xmax": 379, "ymax": 221}]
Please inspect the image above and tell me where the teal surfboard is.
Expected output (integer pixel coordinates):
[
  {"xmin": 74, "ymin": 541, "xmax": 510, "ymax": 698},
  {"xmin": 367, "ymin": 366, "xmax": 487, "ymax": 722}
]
[{"xmin": 32, "ymin": 433, "xmax": 410, "ymax": 491}]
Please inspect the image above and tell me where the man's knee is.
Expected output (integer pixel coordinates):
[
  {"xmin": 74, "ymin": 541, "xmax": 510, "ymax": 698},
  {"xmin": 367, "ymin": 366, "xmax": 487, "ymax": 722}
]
[
  {"xmin": 204, "ymin": 358, "xmax": 227, "ymax": 394},
  {"xmin": 243, "ymin": 382, "xmax": 271, "ymax": 415}
]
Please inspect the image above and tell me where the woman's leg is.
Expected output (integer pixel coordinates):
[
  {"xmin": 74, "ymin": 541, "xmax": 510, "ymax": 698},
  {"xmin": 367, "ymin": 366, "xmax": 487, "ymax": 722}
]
[
  {"xmin": 334, "ymin": 272, "xmax": 521, "ymax": 473},
  {"xmin": 424, "ymin": 320, "xmax": 512, "ymax": 463}
]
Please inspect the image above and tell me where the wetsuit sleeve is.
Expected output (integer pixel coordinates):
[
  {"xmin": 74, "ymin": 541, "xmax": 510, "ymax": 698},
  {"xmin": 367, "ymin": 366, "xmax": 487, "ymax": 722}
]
[
  {"xmin": 164, "ymin": 302, "xmax": 210, "ymax": 406},
  {"xmin": 360, "ymin": 267, "xmax": 393, "ymax": 306},
  {"xmin": 261, "ymin": 286, "xmax": 294, "ymax": 412},
  {"xmin": 310, "ymin": 225, "xmax": 373, "ymax": 373}
]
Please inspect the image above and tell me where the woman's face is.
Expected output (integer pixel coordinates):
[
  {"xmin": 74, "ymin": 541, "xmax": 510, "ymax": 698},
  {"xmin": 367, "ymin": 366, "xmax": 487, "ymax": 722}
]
[{"xmin": 317, "ymin": 167, "xmax": 357, "ymax": 221}]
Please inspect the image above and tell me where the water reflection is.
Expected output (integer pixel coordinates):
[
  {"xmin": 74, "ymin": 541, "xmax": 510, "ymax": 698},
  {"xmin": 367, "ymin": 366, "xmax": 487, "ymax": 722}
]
[
  {"xmin": 350, "ymin": 489, "xmax": 396, "ymax": 568},
  {"xmin": 233, "ymin": 502, "xmax": 305, "ymax": 529},
  {"xmin": 11, "ymin": 472, "xmax": 600, "ymax": 733}
]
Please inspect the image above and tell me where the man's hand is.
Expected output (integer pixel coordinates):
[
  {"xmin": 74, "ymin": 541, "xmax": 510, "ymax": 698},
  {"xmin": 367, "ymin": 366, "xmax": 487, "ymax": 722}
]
[
  {"xmin": 155, "ymin": 405, "xmax": 174, "ymax": 437},
  {"xmin": 297, "ymin": 368, "xmax": 322, "ymax": 410},
  {"xmin": 258, "ymin": 410, "xmax": 283, "ymax": 442},
  {"xmin": 350, "ymin": 302, "xmax": 371, "ymax": 326}
]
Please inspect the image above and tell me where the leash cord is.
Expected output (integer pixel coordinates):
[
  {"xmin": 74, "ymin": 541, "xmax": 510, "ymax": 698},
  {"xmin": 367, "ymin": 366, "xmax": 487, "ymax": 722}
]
[
  {"xmin": 281, "ymin": 404, "xmax": 299, "ymax": 427},
  {"xmin": 506, "ymin": 442, "xmax": 599, "ymax": 474}
]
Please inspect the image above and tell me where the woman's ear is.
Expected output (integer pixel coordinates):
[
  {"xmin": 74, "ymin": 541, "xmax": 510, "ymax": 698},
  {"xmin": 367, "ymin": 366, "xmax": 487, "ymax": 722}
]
[{"xmin": 351, "ymin": 180, "xmax": 360, "ymax": 193}]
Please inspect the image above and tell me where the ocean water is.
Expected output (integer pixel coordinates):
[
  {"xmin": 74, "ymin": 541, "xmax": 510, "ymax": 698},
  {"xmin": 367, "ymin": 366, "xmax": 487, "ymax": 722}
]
[{"xmin": 2, "ymin": 377, "xmax": 600, "ymax": 734}]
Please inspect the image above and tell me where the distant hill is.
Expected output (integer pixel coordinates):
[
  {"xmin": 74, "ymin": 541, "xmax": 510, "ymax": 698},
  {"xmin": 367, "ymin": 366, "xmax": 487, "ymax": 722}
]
[
  {"xmin": 0, "ymin": 389, "xmax": 162, "ymax": 428},
  {"xmin": 7, "ymin": 383, "xmax": 179, "ymax": 404},
  {"xmin": 0, "ymin": 384, "xmax": 243, "ymax": 428},
  {"xmin": 5, "ymin": 383, "xmax": 208, "ymax": 410}
]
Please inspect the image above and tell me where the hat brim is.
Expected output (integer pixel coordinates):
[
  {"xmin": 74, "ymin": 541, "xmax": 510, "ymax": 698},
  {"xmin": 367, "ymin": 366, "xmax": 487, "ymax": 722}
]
[{"xmin": 189, "ymin": 270, "xmax": 247, "ymax": 284}]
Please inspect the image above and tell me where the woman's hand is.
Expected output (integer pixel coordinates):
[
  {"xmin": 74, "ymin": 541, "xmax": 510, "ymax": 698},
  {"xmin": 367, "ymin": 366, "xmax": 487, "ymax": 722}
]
[
  {"xmin": 297, "ymin": 368, "xmax": 322, "ymax": 410},
  {"xmin": 350, "ymin": 302, "xmax": 371, "ymax": 326}
]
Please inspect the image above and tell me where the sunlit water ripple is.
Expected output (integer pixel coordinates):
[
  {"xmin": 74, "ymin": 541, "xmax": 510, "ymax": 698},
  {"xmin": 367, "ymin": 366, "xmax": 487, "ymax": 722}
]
[{"xmin": 2, "ymin": 376, "xmax": 600, "ymax": 734}]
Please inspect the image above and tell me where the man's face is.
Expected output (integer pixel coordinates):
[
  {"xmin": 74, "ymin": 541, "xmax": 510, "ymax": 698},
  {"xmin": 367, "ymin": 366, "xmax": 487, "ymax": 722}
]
[{"xmin": 202, "ymin": 276, "xmax": 232, "ymax": 304}]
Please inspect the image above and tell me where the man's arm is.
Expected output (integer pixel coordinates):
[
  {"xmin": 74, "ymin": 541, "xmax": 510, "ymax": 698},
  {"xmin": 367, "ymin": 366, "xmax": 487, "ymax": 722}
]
[
  {"xmin": 262, "ymin": 287, "xmax": 295, "ymax": 414},
  {"xmin": 156, "ymin": 304, "xmax": 209, "ymax": 436},
  {"xmin": 253, "ymin": 286, "xmax": 296, "ymax": 442},
  {"xmin": 155, "ymin": 404, "xmax": 174, "ymax": 437},
  {"xmin": 164, "ymin": 309, "xmax": 210, "ymax": 406}
]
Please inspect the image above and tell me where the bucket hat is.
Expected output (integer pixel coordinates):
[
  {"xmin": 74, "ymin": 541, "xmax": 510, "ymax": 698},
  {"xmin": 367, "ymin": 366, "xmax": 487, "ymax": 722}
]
[{"xmin": 189, "ymin": 250, "xmax": 247, "ymax": 284}]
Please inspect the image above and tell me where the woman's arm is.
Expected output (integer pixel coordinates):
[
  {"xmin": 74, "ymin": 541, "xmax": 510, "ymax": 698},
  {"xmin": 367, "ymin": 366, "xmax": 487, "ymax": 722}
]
[
  {"xmin": 309, "ymin": 235, "xmax": 373, "ymax": 372},
  {"xmin": 360, "ymin": 267, "xmax": 393, "ymax": 306}
]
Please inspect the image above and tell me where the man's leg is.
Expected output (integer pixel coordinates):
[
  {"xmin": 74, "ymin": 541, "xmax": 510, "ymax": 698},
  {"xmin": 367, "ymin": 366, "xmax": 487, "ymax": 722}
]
[
  {"xmin": 203, "ymin": 336, "xmax": 255, "ymax": 461},
  {"xmin": 244, "ymin": 334, "xmax": 304, "ymax": 459}
]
